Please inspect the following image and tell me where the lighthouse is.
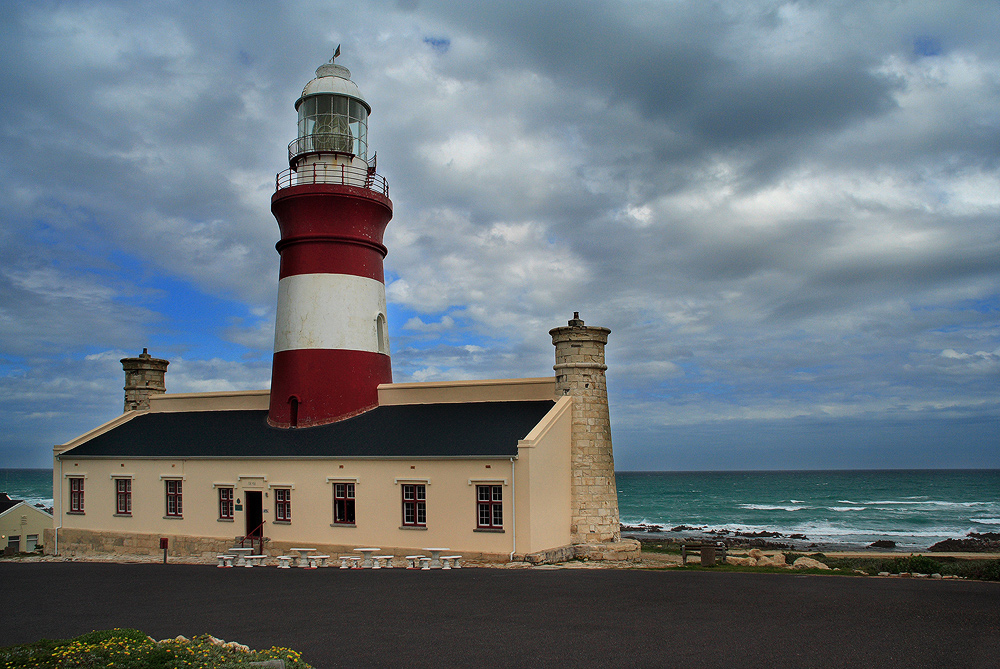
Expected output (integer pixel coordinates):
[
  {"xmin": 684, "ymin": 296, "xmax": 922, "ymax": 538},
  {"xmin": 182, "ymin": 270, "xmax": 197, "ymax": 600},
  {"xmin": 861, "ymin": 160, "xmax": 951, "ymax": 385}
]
[{"xmin": 268, "ymin": 51, "xmax": 394, "ymax": 428}]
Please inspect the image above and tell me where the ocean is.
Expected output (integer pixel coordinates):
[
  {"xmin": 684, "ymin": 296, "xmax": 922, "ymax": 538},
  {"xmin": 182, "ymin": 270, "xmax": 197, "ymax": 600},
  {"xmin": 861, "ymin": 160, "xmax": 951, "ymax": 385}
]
[
  {"xmin": 618, "ymin": 470, "xmax": 1000, "ymax": 551},
  {"xmin": 3, "ymin": 469, "xmax": 997, "ymax": 551},
  {"xmin": 1, "ymin": 469, "xmax": 53, "ymax": 511}
]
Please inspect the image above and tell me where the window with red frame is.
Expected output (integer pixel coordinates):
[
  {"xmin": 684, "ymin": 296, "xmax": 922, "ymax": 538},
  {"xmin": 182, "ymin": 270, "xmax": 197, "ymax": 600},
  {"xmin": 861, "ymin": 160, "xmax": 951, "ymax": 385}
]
[
  {"xmin": 69, "ymin": 477, "xmax": 84, "ymax": 513},
  {"xmin": 333, "ymin": 483, "xmax": 355, "ymax": 524},
  {"xmin": 165, "ymin": 480, "xmax": 182, "ymax": 517},
  {"xmin": 219, "ymin": 487, "xmax": 234, "ymax": 520},
  {"xmin": 477, "ymin": 485, "xmax": 503, "ymax": 529},
  {"xmin": 402, "ymin": 484, "xmax": 426, "ymax": 527},
  {"xmin": 115, "ymin": 478, "xmax": 131, "ymax": 515},
  {"xmin": 275, "ymin": 488, "xmax": 291, "ymax": 522}
]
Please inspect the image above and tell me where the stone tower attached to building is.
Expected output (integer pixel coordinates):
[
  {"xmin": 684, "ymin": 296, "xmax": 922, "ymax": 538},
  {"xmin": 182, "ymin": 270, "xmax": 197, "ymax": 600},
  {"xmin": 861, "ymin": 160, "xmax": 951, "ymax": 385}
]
[
  {"xmin": 551, "ymin": 313, "xmax": 621, "ymax": 544},
  {"xmin": 121, "ymin": 348, "xmax": 168, "ymax": 412}
]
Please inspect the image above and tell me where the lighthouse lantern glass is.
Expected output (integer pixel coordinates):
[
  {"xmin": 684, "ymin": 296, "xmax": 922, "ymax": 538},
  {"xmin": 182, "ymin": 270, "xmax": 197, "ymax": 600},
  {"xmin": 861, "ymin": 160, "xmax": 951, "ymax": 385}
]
[{"xmin": 297, "ymin": 94, "xmax": 368, "ymax": 158}]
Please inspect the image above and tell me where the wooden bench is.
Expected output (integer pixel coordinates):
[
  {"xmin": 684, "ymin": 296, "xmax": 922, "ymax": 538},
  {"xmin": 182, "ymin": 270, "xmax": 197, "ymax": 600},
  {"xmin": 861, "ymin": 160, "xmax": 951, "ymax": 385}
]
[
  {"xmin": 440, "ymin": 555, "xmax": 462, "ymax": 569},
  {"xmin": 681, "ymin": 542, "xmax": 727, "ymax": 566}
]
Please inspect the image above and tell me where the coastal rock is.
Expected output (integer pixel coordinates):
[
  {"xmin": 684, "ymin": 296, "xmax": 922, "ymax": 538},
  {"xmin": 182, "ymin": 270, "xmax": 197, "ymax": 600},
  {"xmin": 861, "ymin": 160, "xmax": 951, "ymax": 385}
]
[
  {"xmin": 753, "ymin": 552, "xmax": 786, "ymax": 567},
  {"xmin": 726, "ymin": 556, "xmax": 755, "ymax": 566},
  {"xmin": 792, "ymin": 557, "xmax": 830, "ymax": 570},
  {"xmin": 748, "ymin": 548, "xmax": 764, "ymax": 560},
  {"xmin": 928, "ymin": 532, "xmax": 1000, "ymax": 553},
  {"xmin": 868, "ymin": 540, "xmax": 896, "ymax": 549}
]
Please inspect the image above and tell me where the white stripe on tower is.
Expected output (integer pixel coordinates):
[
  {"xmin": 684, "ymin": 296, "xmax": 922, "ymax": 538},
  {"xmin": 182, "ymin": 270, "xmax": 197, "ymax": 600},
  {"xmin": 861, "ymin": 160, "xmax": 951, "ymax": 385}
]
[{"xmin": 274, "ymin": 274, "xmax": 388, "ymax": 354}]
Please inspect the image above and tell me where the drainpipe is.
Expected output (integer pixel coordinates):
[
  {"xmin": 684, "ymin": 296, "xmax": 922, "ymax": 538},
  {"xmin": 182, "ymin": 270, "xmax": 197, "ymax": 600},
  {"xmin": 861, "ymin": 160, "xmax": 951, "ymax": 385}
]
[
  {"xmin": 54, "ymin": 456, "xmax": 62, "ymax": 555},
  {"xmin": 509, "ymin": 457, "xmax": 516, "ymax": 561}
]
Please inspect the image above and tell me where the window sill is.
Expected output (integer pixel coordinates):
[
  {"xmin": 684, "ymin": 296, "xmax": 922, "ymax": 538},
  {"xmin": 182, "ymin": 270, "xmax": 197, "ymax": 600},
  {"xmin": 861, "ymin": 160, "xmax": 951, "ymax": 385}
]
[
  {"xmin": 113, "ymin": 514, "xmax": 132, "ymax": 518},
  {"xmin": 67, "ymin": 511, "xmax": 85, "ymax": 515},
  {"xmin": 399, "ymin": 525, "xmax": 427, "ymax": 531},
  {"xmin": 163, "ymin": 515, "xmax": 183, "ymax": 520},
  {"xmin": 217, "ymin": 518, "xmax": 234, "ymax": 523},
  {"xmin": 272, "ymin": 521, "xmax": 291, "ymax": 525},
  {"xmin": 474, "ymin": 528, "xmax": 505, "ymax": 533},
  {"xmin": 330, "ymin": 523, "xmax": 357, "ymax": 528}
]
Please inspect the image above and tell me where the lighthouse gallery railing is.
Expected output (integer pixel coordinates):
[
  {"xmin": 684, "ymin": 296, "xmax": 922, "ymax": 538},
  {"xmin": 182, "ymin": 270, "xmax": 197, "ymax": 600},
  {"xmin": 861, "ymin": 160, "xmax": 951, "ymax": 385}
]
[{"xmin": 275, "ymin": 163, "xmax": 388, "ymax": 197}]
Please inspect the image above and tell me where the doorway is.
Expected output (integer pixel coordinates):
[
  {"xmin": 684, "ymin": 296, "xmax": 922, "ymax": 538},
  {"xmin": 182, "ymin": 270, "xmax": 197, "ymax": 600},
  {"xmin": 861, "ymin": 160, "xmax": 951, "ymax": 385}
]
[{"xmin": 245, "ymin": 491, "xmax": 263, "ymax": 537}]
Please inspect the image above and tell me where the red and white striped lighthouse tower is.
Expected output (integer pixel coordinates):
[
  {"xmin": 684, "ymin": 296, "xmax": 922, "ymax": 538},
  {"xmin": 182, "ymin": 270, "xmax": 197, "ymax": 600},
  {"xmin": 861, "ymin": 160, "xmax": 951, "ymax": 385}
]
[{"xmin": 268, "ymin": 51, "xmax": 393, "ymax": 428}]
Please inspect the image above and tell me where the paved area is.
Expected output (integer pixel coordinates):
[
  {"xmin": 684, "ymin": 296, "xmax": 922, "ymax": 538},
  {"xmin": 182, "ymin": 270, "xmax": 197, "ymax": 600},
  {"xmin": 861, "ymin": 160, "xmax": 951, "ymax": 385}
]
[{"xmin": 1, "ymin": 562, "xmax": 998, "ymax": 667}]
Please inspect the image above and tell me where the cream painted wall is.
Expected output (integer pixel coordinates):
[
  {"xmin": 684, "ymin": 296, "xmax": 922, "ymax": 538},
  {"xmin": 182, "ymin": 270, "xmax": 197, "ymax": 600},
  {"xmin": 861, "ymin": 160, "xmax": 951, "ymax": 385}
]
[
  {"xmin": 1, "ymin": 502, "xmax": 52, "ymax": 551},
  {"xmin": 514, "ymin": 397, "xmax": 573, "ymax": 553},
  {"xmin": 54, "ymin": 454, "xmax": 571, "ymax": 556}
]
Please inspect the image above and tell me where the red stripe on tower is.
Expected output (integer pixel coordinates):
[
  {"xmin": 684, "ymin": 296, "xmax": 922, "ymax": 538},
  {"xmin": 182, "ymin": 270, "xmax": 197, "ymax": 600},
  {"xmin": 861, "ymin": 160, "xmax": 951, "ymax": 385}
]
[{"xmin": 268, "ymin": 52, "xmax": 393, "ymax": 429}]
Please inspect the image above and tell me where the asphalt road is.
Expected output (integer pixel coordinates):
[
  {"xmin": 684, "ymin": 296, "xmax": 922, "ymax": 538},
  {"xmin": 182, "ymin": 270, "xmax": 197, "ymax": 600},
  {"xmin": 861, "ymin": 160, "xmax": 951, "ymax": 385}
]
[{"xmin": 1, "ymin": 562, "xmax": 998, "ymax": 668}]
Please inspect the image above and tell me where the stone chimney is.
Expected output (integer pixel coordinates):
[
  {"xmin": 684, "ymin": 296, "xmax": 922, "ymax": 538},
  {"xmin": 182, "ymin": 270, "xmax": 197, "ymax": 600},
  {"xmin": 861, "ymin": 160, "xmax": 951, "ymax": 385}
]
[
  {"xmin": 550, "ymin": 312, "xmax": 621, "ymax": 544},
  {"xmin": 121, "ymin": 348, "xmax": 169, "ymax": 412}
]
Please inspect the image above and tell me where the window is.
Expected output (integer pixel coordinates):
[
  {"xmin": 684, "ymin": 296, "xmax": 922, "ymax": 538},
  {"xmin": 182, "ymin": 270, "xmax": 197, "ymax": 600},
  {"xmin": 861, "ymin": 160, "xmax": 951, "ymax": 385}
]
[
  {"xmin": 402, "ymin": 484, "xmax": 426, "ymax": 527},
  {"xmin": 165, "ymin": 480, "xmax": 182, "ymax": 517},
  {"xmin": 26, "ymin": 535, "xmax": 38, "ymax": 551},
  {"xmin": 275, "ymin": 488, "xmax": 291, "ymax": 522},
  {"xmin": 115, "ymin": 478, "xmax": 132, "ymax": 515},
  {"xmin": 219, "ymin": 487, "xmax": 234, "ymax": 520},
  {"xmin": 334, "ymin": 483, "xmax": 355, "ymax": 524},
  {"xmin": 69, "ymin": 477, "xmax": 84, "ymax": 513},
  {"xmin": 477, "ymin": 485, "xmax": 503, "ymax": 529},
  {"xmin": 376, "ymin": 313, "xmax": 388, "ymax": 354}
]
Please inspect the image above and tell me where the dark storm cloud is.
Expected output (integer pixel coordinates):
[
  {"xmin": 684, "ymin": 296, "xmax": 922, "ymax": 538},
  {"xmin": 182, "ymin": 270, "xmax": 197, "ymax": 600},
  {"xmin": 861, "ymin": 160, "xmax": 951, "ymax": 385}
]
[{"xmin": 0, "ymin": 0, "xmax": 997, "ymax": 468}]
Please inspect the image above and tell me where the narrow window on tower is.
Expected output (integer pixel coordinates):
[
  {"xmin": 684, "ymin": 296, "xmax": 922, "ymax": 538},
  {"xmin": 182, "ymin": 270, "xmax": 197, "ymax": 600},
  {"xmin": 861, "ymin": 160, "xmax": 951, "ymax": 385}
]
[
  {"xmin": 376, "ymin": 313, "xmax": 388, "ymax": 354},
  {"xmin": 289, "ymin": 396, "xmax": 299, "ymax": 428}
]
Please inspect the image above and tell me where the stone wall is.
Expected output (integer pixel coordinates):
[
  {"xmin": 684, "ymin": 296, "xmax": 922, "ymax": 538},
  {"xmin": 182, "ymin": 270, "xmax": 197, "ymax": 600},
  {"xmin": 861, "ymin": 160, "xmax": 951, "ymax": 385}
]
[
  {"xmin": 519, "ymin": 539, "xmax": 642, "ymax": 565},
  {"xmin": 44, "ymin": 528, "xmax": 515, "ymax": 564},
  {"xmin": 550, "ymin": 313, "xmax": 621, "ymax": 544}
]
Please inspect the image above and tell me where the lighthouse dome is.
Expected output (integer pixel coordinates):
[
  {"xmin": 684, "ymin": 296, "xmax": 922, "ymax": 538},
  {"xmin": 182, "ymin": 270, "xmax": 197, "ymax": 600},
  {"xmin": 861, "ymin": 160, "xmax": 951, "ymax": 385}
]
[{"xmin": 296, "ymin": 60, "xmax": 371, "ymax": 114}]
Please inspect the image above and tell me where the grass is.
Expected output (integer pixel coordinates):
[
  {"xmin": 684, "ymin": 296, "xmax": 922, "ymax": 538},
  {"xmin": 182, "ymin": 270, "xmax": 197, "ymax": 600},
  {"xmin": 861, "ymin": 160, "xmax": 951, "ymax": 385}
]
[
  {"xmin": 657, "ymin": 550, "xmax": 1000, "ymax": 581},
  {"xmin": 0, "ymin": 628, "xmax": 313, "ymax": 668},
  {"xmin": 792, "ymin": 553, "xmax": 1000, "ymax": 581},
  {"xmin": 634, "ymin": 538, "xmax": 1000, "ymax": 581}
]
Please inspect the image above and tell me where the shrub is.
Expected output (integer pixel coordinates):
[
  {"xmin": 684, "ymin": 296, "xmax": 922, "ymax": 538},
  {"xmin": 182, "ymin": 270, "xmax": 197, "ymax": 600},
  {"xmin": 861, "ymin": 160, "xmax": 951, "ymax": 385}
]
[{"xmin": 0, "ymin": 628, "xmax": 313, "ymax": 668}]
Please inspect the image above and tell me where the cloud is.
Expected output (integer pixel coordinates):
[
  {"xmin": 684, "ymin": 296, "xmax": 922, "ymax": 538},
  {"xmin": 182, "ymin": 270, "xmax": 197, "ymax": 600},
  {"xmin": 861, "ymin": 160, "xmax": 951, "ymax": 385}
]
[{"xmin": 1, "ymin": 0, "xmax": 998, "ymax": 468}]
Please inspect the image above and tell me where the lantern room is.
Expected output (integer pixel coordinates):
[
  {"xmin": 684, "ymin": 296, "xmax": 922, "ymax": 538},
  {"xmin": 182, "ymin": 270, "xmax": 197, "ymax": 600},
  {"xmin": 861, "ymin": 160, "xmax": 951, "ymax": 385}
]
[{"xmin": 288, "ymin": 55, "xmax": 372, "ymax": 174}]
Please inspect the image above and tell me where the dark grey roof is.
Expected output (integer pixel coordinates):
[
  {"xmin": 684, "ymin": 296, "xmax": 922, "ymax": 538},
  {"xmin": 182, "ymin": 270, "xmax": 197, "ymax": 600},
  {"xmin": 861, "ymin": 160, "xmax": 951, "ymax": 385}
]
[
  {"xmin": 0, "ymin": 493, "xmax": 22, "ymax": 514},
  {"xmin": 60, "ymin": 401, "xmax": 556, "ymax": 459}
]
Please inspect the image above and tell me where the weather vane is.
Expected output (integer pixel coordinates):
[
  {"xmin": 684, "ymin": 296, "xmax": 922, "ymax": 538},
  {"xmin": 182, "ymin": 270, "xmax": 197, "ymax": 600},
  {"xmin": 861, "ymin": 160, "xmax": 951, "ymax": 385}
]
[{"xmin": 330, "ymin": 44, "xmax": 341, "ymax": 63}]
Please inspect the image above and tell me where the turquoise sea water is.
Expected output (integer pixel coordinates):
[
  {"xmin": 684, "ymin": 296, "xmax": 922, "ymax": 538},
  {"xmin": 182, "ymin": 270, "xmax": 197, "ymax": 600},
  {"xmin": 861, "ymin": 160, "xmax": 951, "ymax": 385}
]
[
  {"xmin": 0, "ymin": 469, "xmax": 53, "ymax": 510},
  {"xmin": 617, "ymin": 470, "xmax": 1000, "ymax": 551},
  {"xmin": 3, "ymin": 469, "xmax": 998, "ymax": 551}
]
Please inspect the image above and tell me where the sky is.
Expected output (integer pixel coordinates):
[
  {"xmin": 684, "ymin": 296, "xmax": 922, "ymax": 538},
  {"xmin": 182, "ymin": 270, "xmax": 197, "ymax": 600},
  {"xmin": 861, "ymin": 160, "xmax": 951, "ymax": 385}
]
[{"xmin": 0, "ymin": 0, "xmax": 997, "ymax": 471}]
